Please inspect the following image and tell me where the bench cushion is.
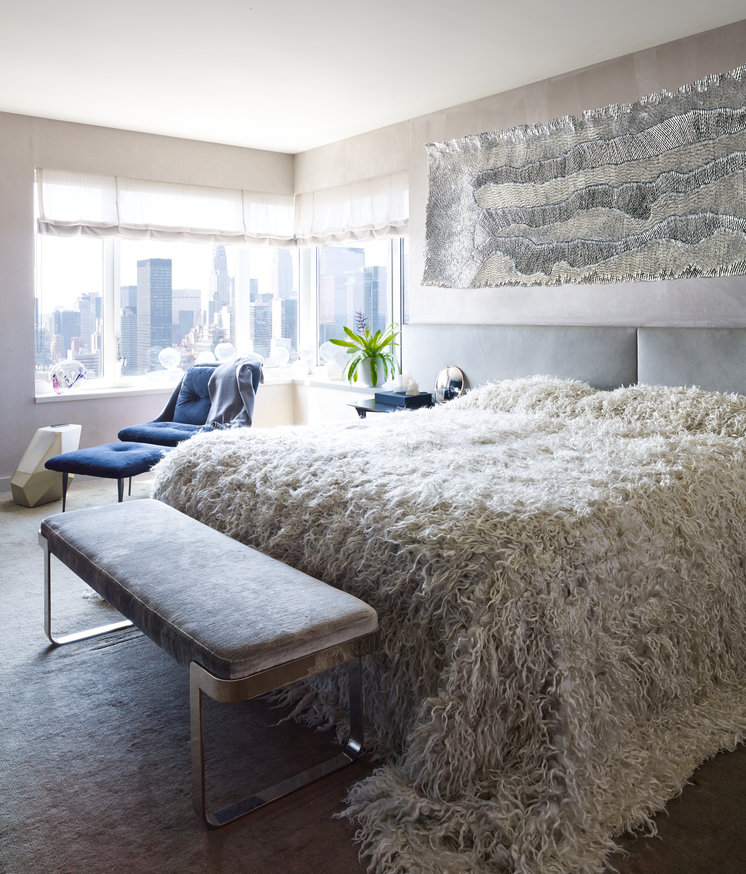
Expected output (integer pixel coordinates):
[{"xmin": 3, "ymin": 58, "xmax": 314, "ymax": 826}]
[{"xmin": 40, "ymin": 499, "xmax": 378, "ymax": 680}]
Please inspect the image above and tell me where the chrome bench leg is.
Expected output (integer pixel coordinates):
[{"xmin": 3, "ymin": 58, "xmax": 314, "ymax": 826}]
[
  {"xmin": 41, "ymin": 533, "xmax": 133, "ymax": 646},
  {"xmin": 190, "ymin": 641, "xmax": 373, "ymax": 828}
]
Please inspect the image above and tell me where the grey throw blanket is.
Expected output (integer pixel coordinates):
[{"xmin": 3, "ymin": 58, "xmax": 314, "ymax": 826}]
[{"xmin": 206, "ymin": 356, "xmax": 263, "ymax": 428}]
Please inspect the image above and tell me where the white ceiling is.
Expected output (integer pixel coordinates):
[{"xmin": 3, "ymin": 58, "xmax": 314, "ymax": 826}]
[{"xmin": 1, "ymin": 0, "xmax": 744, "ymax": 154}]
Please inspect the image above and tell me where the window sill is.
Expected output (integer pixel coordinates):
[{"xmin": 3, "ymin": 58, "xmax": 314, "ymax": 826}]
[
  {"xmin": 34, "ymin": 369, "xmax": 374, "ymax": 403},
  {"xmin": 35, "ymin": 384, "xmax": 179, "ymax": 403}
]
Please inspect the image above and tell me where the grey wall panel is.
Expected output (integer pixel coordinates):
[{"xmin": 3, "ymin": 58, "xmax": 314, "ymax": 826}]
[
  {"xmin": 638, "ymin": 327, "xmax": 746, "ymax": 394},
  {"xmin": 402, "ymin": 324, "xmax": 638, "ymax": 392}
]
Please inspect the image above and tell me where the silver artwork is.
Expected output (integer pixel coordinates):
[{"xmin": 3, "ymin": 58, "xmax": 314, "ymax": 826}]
[{"xmin": 423, "ymin": 64, "xmax": 746, "ymax": 288}]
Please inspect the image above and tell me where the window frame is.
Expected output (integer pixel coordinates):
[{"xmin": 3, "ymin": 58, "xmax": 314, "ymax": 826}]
[
  {"xmin": 35, "ymin": 233, "xmax": 408, "ymax": 399},
  {"xmin": 312, "ymin": 237, "xmax": 405, "ymax": 369}
]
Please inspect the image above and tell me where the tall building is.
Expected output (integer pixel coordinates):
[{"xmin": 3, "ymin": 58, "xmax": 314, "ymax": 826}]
[
  {"xmin": 212, "ymin": 245, "xmax": 230, "ymax": 309},
  {"xmin": 34, "ymin": 297, "xmax": 51, "ymax": 368},
  {"xmin": 275, "ymin": 297, "xmax": 298, "ymax": 357},
  {"xmin": 364, "ymin": 265, "xmax": 386, "ymax": 333},
  {"xmin": 318, "ymin": 247, "xmax": 365, "ymax": 345},
  {"xmin": 53, "ymin": 309, "xmax": 81, "ymax": 359},
  {"xmin": 77, "ymin": 292, "xmax": 101, "ymax": 353},
  {"xmin": 208, "ymin": 245, "xmax": 235, "ymax": 346},
  {"xmin": 276, "ymin": 249, "xmax": 294, "ymax": 300},
  {"xmin": 250, "ymin": 297, "xmax": 273, "ymax": 358},
  {"xmin": 172, "ymin": 288, "xmax": 202, "ymax": 343},
  {"xmin": 136, "ymin": 259, "xmax": 172, "ymax": 373},
  {"xmin": 120, "ymin": 285, "xmax": 138, "ymax": 375}
]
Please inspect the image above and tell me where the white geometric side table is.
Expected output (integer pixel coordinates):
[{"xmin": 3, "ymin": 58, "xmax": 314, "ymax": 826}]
[{"xmin": 11, "ymin": 424, "xmax": 82, "ymax": 507}]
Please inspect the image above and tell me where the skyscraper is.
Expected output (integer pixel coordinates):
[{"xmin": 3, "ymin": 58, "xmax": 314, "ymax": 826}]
[
  {"xmin": 53, "ymin": 309, "xmax": 81, "ymax": 359},
  {"xmin": 318, "ymin": 247, "xmax": 365, "ymax": 345},
  {"xmin": 77, "ymin": 292, "xmax": 102, "ymax": 354},
  {"xmin": 212, "ymin": 245, "xmax": 230, "ymax": 309},
  {"xmin": 250, "ymin": 297, "xmax": 273, "ymax": 358},
  {"xmin": 276, "ymin": 248, "xmax": 294, "ymax": 300},
  {"xmin": 136, "ymin": 258, "xmax": 172, "ymax": 372},
  {"xmin": 208, "ymin": 245, "xmax": 234, "ymax": 346},
  {"xmin": 120, "ymin": 285, "xmax": 138, "ymax": 375},
  {"xmin": 172, "ymin": 288, "xmax": 202, "ymax": 342}
]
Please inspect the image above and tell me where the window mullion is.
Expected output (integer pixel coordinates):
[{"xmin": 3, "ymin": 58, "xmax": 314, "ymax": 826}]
[{"xmin": 102, "ymin": 237, "xmax": 118, "ymax": 384}]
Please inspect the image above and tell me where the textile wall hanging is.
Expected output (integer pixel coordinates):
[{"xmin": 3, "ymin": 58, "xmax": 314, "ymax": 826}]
[{"xmin": 423, "ymin": 64, "xmax": 746, "ymax": 288}]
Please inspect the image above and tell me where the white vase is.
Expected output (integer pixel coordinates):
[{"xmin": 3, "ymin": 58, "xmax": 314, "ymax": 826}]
[{"xmin": 355, "ymin": 358, "xmax": 374, "ymax": 387}]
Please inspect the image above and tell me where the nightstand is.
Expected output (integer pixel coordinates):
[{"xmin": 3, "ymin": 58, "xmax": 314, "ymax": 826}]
[{"xmin": 349, "ymin": 394, "xmax": 434, "ymax": 419}]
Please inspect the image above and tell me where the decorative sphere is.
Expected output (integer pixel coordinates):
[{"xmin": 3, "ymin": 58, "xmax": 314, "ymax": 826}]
[
  {"xmin": 214, "ymin": 342, "xmax": 236, "ymax": 363},
  {"xmin": 266, "ymin": 346, "xmax": 290, "ymax": 367},
  {"xmin": 50, "ymin": 360, "xmax": 87, "ymax": 394},
  {"xmin": 157, "ymin": 347, "xmax": 181, "ymax": 369},
  {"xmin": 319, "ymin": 341, "xmax": 347, "ymax": 366}
]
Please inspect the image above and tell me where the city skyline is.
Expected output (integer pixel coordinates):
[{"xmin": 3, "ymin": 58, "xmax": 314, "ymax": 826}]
[
  {"xmin": 35, "ymin": 241, "xmax": 302, "ymax": 379},
  {"xmin": 35, "ymin": 238, "xmax": 397, "ymax": 383}
]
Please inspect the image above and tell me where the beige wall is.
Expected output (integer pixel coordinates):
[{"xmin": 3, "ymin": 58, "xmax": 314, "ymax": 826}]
[{"xmin": 2, "ymin": 19, "xmax": 746, "ymax": 486}]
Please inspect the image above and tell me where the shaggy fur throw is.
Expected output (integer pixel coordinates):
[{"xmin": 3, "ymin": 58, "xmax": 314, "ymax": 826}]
[{"xmin": 151, "ymin": 378, "xmax": 746, "ymax": 874}]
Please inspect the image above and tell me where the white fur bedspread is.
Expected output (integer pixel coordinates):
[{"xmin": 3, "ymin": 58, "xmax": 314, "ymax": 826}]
[{"xmin": 151, "ymin": 378, "xmax": 746, "ymax": 873}]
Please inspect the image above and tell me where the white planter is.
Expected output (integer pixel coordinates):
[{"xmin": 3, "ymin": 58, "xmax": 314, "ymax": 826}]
[{"xmin": 355, "ymin": 358, "xmax": 375, "ymax": 387}]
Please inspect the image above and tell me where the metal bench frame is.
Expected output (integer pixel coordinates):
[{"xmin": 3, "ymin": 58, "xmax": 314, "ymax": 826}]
[{"xmin": 40, "ymin": 532, "xmax": 377, "ymax": 827}]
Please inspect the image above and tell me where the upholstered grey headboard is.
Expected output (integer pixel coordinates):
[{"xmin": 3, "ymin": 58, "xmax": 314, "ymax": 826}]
[
  {"xmin": 637, "ymin": 327, "xmax": 746, "ymax": 394},
  {"xmin": 402, "ymin": 324, "xmax": 638, "ymax": 391},
  {"xmin": 403, "ymin": 324, "xmax": 746, "ymax": 396}
]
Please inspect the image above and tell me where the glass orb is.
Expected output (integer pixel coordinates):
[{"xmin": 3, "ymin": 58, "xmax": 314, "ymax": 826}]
[
  {"xmin": 214, "ymin": 342, "xmax": 236, "ymax": 363},
  {"xmin": 157, "ymin": 347, "xmax": 181, "ymax": 369}
]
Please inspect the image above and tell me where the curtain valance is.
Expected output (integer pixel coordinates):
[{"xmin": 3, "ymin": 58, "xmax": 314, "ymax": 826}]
[
  {"xmin": 294, "ymin": 171, "xmax": 409, "ymax": 245},
  {"xmin": 36, "ymin": 168, "xmax": 409, "ymax": 246},
  {"xmin": 36, "ymin": 169, "xmax": 296, "ymax": 246}
]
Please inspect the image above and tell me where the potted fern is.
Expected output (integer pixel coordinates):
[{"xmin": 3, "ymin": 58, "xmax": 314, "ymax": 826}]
[{"xmin": 329, "ymin": 313, "xmax": 400, "ymax": 387}]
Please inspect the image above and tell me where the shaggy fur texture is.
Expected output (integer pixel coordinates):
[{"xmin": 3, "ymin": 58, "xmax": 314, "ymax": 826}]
[{"xmin": 151, "ymin": 378, "xmax": 746, "ymax": 874}]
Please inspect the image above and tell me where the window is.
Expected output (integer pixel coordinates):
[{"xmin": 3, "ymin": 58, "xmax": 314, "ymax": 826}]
[
  {"xmin": 35, "ymin": 234, "xmax": 299, "ymax": 394},
  {"xmin": 34, "ymin": 170, "xmax": 408, "ymax": 395},
  {"xmin": 315, "ymin": 237, "xmax": 406, "ymax": 364}
]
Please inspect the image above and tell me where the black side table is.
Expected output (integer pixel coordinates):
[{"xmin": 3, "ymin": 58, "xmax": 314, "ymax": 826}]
[
  {"xmin": 349, "ymin": 399, "xmax": 398, "ymax": 419},
  {"xmin": 349, "ymin": 396, "xmax": 434, "ymax": 418}
]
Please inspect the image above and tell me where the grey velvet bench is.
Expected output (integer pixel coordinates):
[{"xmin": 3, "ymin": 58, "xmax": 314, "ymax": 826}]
[{"xmin": 39, "ymin": 498, "xmax": 378, "ymax": 827}]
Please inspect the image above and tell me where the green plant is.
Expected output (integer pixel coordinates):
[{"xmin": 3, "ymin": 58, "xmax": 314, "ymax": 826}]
[{"xmin": 330, "ymin": 317, "xmax": 400, "ymax": 387}]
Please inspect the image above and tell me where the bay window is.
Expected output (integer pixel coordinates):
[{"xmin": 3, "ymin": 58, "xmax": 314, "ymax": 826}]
[{"xmin": 34, "ymin": 169, "xmax": 408, "ymax": 396}]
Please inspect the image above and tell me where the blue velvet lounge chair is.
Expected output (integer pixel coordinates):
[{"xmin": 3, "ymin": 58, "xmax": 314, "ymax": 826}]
[
  {"xmin": 117, "ymin": 363, "xmax": 218, "ymax": 447},
  {"xmin": 117, "ymin": 357, "xmax": 263, "ymax": 447}
]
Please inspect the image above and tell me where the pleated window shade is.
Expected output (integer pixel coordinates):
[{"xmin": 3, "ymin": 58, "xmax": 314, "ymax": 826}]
[
  {"xmin": 294, "ymin": 171, "xmax": 409, "ymax": 245},
  {"xmin": 36, "ymin": 168, "xmax": 409, "ymax": 246},
  {"xmin": 35, "ymin": 169, "xmax": 296, "ymax": 247}
]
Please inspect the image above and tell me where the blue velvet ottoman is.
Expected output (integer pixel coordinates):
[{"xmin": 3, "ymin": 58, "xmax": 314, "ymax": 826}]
[{"xmin": 45, "ymin": 442, "xmax": 172, "ymax": 511}]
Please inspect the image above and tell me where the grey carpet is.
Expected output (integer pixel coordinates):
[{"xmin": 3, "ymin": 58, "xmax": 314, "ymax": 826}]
[{"xmin": 1, "ymin": 477, "xmax": 744, "ymax": 873}]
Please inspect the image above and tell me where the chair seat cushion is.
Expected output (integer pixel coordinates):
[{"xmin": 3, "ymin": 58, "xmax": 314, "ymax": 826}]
[
  {"xmin": 117, "ymin": 421, "xmax": 205, "ymax": 446},
  {"xmin": 45, "ymin": 442, "xmax": 170, "ymax": 479}
]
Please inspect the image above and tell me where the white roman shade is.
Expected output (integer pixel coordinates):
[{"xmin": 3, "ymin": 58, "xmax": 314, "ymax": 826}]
[
  {"xmin": 36, "ymin": 169, "xmax": 296, "ymax": 246},
  {"xmin": 294, "ymin": 171, "xmax": 409, "ymax": 245}
]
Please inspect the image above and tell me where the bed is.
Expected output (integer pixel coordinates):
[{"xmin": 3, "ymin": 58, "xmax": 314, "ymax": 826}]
[{"xmin": 150, "ymin": 326, "xmax": 746, "ymax": 874}]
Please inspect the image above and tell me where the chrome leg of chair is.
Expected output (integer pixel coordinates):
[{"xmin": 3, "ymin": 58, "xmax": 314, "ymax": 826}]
[
  {"xmin": 128, "ymin": 477, "xmax": 133, "ymax": 496},
  {"xmin": 190, "ymin": 651, "xmax": 367, "ymax": 828},
  {"xmin": 41, "ymin": 533, "xmax": 134, "ymax": 646},
  {"xmin": 117, "ymin": 478, "xmax": 125, "ymax": 502}
]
